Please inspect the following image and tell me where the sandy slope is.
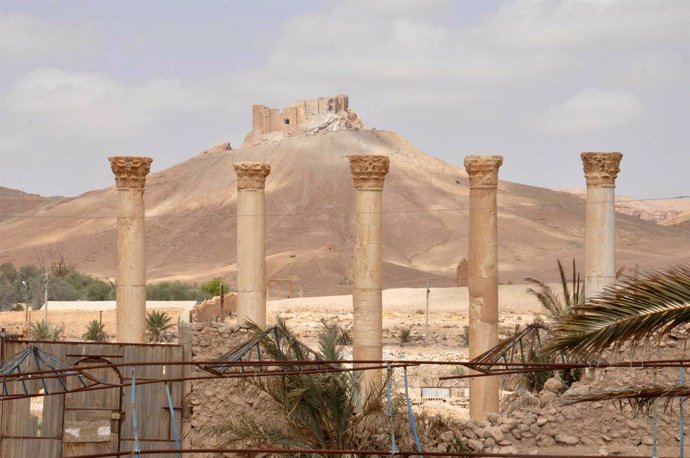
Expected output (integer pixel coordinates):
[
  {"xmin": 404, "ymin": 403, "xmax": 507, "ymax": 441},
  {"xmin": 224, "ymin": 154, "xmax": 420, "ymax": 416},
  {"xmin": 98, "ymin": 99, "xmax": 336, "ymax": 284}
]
[
  {"xmin": 0, "ymin": 129, "xmax": 688, "ymax": 296},
  {"xmin": 0, "ymin": 186, "xmax": 66, "ymax": 224},
  {"xmin": 563, "ymin": 187, "xmax": 690, "ymax": 226}
]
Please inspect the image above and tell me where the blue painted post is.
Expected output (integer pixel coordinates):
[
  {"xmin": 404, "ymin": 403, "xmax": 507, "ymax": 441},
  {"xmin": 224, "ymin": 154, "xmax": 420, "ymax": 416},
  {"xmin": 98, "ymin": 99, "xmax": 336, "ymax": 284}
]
[
  {"xmin": 681, "ymin": 366, "xmax": 685, "ymax": 458},
  {"xmin": 652, "ymin": 368, "xmax": 657, "ymax": 458},
  {"xmin": 403, "ymin": 366, "xmax": 423, "ymax": 458},
  {"xmin": 132, "ymin": 369, "xmax": 140, "ymax": 458},
  {"xmin": 165, "ymin": 383, "xmax": 182, "ymax": 458}
]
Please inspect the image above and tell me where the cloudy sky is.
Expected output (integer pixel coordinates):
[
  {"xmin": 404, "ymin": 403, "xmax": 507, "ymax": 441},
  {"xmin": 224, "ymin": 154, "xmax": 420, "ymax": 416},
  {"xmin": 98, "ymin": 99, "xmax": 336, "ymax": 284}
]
[{"xmin": 1, "ymin": 0, "xmax": 688, "ymax": 198}]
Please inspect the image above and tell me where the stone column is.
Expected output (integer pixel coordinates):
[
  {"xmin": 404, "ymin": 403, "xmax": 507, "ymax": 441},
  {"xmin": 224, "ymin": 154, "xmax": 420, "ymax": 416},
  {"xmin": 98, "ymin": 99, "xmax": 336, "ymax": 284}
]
[
  {"xmin": 581, "ymin": 152, "xmax": 622, "ymax": 300},
  {"xmin": 464, "ymin": 155, "xmax": 503, "ymax": 420},
  {"xmin": 234, "ymin": 162, "xmax": 271, "ymax": 327},
  {"xmin": 349, "ymin": 155, "xmax": 390, "ymax": 394},
  {"xmin": 109, "ymin": 156, "xmax": 152, "ymax": 343}
]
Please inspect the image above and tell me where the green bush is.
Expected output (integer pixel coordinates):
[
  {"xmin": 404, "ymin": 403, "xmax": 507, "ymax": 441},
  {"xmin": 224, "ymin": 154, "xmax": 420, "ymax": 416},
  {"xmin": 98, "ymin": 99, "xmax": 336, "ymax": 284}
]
[
  {"xmin": 200, "ymin": 277, "xmax": 223, "ymax": 297},
  {"xmin": 146, "ymin": 281, "xmax": 210, "ymax": 301},
  {"xmin": 82, "ymin": 320, "xmax": 108, "ymax": 342},
  {"xmin": 0, "ymin": 262, "xmax": 115, "ymax": 310},
  {"xmin": 399, "ymin": 325, "xmax": 413, "ymax": 345}
]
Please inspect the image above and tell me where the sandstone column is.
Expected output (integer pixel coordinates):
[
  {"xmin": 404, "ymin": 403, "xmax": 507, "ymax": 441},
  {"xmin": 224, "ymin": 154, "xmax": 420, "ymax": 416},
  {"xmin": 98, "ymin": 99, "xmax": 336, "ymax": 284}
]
[
  {"xmin": 234, "ymin": 162, "xmax": 271, "ymax": 327},
  {"xmin": 349, "ymin": 155, "xmax": 390, "ymax": 394},
  {"xmin": 581, "ymin": 152, "xmax": 623, "ymax": 300},
  {"xmin": 464, "ymin": 155, "xmax": 503, "ymax": 420},
  {"xmin": 109, "ymin": 156, "xmax": 152, "ymax": 343}
]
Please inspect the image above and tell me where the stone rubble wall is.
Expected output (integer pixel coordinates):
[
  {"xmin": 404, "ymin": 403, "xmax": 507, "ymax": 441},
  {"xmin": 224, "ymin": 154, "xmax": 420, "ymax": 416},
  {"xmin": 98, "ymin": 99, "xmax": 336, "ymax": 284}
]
[
  {"xmin": 191, "ymin": 293, "xmax": 237, "ymax": 323},
  {"xmin": 179, "ymin": 322, "xmax": 256, "ymax": 458},
  {"xmin": 178, "ymin": 322, "xmax": 684, "ymax": 456}
]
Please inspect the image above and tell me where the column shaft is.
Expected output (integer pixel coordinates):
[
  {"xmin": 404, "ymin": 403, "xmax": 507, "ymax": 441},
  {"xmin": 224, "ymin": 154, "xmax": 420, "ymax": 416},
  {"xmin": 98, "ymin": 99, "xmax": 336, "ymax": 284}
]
[
  {"xmin": 109, "ymin": 156, "xmax": 152, "ymax": 344},
  {"xmin": 234, "ymin": 162, "xmax": 271, "ymax": 327},
  {"xmin": 584, "ymin": 186, "xmax": 616, "ymax": 298},
  {"xmin": 237, "ymin": 188, "xmax": 267, "ymax": 326},
  {"xmin": 353, "ymin": 189, "xmax": 383, "ymax": 364},
  {"xmin": 349, "ymin": 155, "xmax": 390, "ymax": 395},
  {"xmin": 464, "ymin": 155, "xmax": 503, "ymax": 420},
  {"xmin": 581, "ymin": 152, "xmax": 622, "ymax": 300}
]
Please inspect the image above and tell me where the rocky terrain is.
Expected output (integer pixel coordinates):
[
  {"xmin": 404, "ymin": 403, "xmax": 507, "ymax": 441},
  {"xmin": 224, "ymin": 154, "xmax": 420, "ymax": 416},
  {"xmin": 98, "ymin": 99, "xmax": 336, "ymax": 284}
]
[{"xmin": 183, "ymin": 317, "xmax": 688, "ymax": 457}]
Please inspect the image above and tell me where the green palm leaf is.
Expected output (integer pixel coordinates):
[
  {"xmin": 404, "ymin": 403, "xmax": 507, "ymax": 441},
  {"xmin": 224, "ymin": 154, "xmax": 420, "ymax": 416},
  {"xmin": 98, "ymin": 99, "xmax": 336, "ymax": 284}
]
[{"xmin": 542, "ymin": 264, "xmax": 690, "ymax": 357}]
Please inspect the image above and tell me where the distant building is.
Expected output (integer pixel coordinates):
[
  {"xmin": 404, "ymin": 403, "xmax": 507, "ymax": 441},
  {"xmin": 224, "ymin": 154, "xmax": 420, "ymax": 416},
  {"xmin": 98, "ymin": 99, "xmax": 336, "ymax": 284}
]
[{"xmin": 252, "ymin": 95, "xmax": 350, "ymax": 135}]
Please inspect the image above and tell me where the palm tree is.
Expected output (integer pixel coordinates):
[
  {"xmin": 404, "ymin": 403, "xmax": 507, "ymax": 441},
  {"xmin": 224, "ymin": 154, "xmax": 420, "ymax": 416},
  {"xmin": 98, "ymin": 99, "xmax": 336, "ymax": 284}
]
[
  {"xmin": 542, "ymin": 264, "xmax": 690, "ymax": 357},
  {"xmin": 534, "ymin": 264, "xmax": 690, "ymax": 408},
  {"xmin": 525, "ymin": 258, "xmax": 584, "ymax": 323},
  {"xmin": 491, "ymin": 259, "xmax": 586, "ymax": 398},
  {"xmin": 28, "ymin": 319, "xmax": 63, "ymax": 341},
  {"xmin": 204, "ymin": 318, "xmax": 412, "ymax": 455},
  {"xmin": 145, "ymin": 310, "xmax": 174, "ymax": 342}
]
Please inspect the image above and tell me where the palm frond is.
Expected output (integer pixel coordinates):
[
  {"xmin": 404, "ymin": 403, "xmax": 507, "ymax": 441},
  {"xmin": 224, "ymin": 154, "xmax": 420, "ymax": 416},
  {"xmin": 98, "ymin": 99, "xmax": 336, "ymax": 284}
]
[
  {"xmin": 525, "ymin": 279, "xmax": 564, "ymax": 321},
  {"xmin": 559, "ymin": 383, "xmax": 688, "ymax": 413},
  {"xmin": 501, "ymin": 389, "xmax": 542, "ymax": 416},
  {"xmin": 558, "ymin": 259, "xmax": 571, "ymax": 307},
  {"xmin": 199, "ymin": 416, "xmax": 312, "ymax": 450},
  {"xmin": 542, "ymin": 264, "xmax": 690, "ymax": 357}
]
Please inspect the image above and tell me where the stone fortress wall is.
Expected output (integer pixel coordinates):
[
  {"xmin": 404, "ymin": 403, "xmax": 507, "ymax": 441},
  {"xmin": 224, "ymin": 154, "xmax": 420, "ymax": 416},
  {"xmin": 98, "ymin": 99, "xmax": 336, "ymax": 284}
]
[{"xmin": 252, "ymin": 94, "xmax": 350, "ymax": 135}]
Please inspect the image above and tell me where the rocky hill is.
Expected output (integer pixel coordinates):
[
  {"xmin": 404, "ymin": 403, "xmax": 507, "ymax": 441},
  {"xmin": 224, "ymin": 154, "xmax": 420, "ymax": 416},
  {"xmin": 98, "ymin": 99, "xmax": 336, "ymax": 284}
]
[
  {"xmin": 563, "ymin": 188, "xmax": 690, "ymax": 226},
  {"xmin": 0, "ymin": 186, "xmax": 66, "ymax": 224},
  {"xmin": 1, "ymin": 126, "xmax": 688, "ymax": 296}
]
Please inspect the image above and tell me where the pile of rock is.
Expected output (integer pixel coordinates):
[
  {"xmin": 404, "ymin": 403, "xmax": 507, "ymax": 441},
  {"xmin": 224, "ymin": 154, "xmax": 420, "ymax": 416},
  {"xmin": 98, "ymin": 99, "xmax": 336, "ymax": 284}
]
[{"xmin": 437, "ymin": 414, "xmax": 519, "ymax": 454}]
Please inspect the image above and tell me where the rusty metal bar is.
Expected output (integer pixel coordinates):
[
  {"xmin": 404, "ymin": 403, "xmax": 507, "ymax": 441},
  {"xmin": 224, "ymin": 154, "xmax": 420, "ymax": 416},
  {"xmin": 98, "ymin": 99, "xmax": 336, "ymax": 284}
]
[
  {"xmin": 1, "ymin": 363, "xmax": 409, "ymax": 401},
  {"xmin": 64, "ymin": 446, "xmax": 678, "ymax": 458},
  {"xmin": 2, "ymin": 357, "xmax": 689, "ymax": 381}
]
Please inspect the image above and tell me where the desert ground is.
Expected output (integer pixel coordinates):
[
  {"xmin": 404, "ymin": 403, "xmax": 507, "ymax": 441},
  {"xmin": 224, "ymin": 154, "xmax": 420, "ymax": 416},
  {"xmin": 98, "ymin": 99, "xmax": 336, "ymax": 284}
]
[{"xmin": 0, "ymin": 284, "xmax": 544, "ymax": 342}]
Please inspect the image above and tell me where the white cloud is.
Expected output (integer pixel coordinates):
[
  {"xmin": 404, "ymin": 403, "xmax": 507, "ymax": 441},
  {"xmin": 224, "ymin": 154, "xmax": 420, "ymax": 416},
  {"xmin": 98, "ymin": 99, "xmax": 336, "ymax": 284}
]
[
  {"xmin": 0, "ymin": 13, "xmax": 97, "ymax": 59},
  {"xmin": 539, "ymin": 88, "xmax": 643, "ymax": 134},
  {"xmin": 0, "ymin": 134, "xmax": 25, "ymax": 152},
  {"xmin": 4, "ymin": 68, "xmax": 214, "ymax": 137},
  {"xmin": 0, "ymin": 1, "xmax": 688, "ymax": 197},
  {"xmin": 256, "ymin": 0, "xmax": 690, "ymax": 103}
]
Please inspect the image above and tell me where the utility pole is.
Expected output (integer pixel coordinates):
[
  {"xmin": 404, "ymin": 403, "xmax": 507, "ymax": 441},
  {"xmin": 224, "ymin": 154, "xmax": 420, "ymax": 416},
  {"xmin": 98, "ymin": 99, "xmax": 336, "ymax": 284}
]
[
  {"xmin": 424, "ymin": 280, "xmax": 430, "ymax": 346},
  {"xmin": 22, "ymin": 280, "xmax": 29, "ymax": 325},
  {"xmin": 43, "ymin": 268, "xmax": 49, "ymax": 325},
  {"xmin": 219, "ymin": 282, "xmax": 225, "ymax": 322}
]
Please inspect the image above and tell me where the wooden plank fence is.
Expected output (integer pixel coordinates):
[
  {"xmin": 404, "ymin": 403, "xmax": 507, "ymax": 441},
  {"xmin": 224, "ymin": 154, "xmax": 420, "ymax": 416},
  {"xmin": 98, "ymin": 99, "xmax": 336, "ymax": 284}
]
[{"xmin": 0, "ymin": 339, "xmax": 189, "ymax": 458}]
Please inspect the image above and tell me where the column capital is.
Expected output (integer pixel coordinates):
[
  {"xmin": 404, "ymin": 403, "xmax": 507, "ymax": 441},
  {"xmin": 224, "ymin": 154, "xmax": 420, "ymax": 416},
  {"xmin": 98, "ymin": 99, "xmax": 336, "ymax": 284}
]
[
  {"xmin": 581, "ymin": 152, "xmax": 622, "ymax": 187},
  {"xmin": 348, "ymin": 155, "xmax": 390, "ymax": 190},
  {"xmin": 464, "ymin": 155, "xmax": 503, "ymax": 189},
  {"xmin": 234, "ymin": 162, "xmax": 271, "ymax": 190},
  {"xmin": 109, "ymin": 156, "xmax": 153, "ymax": 189}
]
